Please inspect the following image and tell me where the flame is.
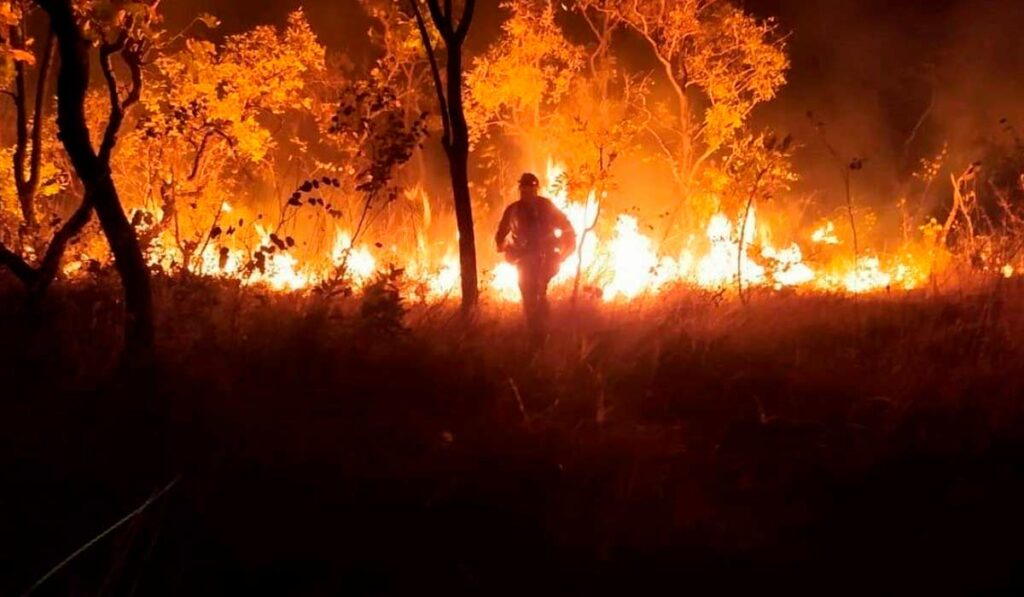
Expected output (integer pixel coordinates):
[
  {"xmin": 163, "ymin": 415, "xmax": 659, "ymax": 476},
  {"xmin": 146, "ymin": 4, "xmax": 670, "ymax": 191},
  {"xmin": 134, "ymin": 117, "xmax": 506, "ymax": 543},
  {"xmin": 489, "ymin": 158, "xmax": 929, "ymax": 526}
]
[
  {"xmin": 480, "ymin": 159, "xmax": 943, "ymax": 301},
  {"xmin": 331, "ymin": 230, "xmax": 375, "ymax": 285},
  {"xmin": 841, "ymin": 256, "xmax": 891, "ymax": 293},
  {"xmin": 695, "ymin": 213, "xmax": 765, "ymax": 288},
  {"xmin": 811, "ymin": 221, "xmax": 840, "ymax": 245},
  {"xmin": 254, "ymin": 224, "xmax": 309, "ymax": 291},
  {"xmin": 425, "ymin": 254, "xmax": 461, "ymax": 299},
  {"xmin": 60, "ymin": 156, "xmax": 956, "ymax": 303},
  {"xmin": 600, "ymin": 215, "xmax": 669, "ymax": 301},
  {"xmin": 491, "ymin": 262, "xmax": 521, "ymax": 301},
  {"xmin": 763, "ymin": 244, "xmax": 815, "ymax": 287}
]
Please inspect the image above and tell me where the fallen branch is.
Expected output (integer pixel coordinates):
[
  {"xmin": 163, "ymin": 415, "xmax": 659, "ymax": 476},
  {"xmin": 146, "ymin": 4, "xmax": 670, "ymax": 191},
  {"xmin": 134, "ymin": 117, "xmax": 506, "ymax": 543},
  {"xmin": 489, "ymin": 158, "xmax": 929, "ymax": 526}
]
[{"xmin": 21, "ymin": 475, "xmax": 180, "ymax": 597}]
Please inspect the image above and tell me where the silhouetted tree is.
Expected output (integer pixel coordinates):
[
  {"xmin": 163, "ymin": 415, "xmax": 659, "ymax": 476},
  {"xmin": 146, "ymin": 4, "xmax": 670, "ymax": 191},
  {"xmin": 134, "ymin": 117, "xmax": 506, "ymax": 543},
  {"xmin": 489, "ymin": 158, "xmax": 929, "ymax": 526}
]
[
  {"xmin": 36, "ymin": 0, "xmax": 155, "ymax": 356},
  {"xmin": 409, "ymin": 0, "xmax": 478, "ymax": 310},
  {"xmin": 8, "ymin": 7, "xmax": 55, "ymax": 234}
]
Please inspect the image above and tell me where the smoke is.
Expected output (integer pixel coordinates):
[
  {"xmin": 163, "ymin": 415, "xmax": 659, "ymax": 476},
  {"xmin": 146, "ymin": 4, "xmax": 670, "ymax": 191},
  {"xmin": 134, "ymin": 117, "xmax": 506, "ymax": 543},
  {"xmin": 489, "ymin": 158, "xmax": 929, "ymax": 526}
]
[
  {"xmin": 161, "ymin": 0, "xmax": 1024, "ymax": 226},
  {"xmin": 743, "ymin": 0, "xmax": 1024, "ymax": 219}
]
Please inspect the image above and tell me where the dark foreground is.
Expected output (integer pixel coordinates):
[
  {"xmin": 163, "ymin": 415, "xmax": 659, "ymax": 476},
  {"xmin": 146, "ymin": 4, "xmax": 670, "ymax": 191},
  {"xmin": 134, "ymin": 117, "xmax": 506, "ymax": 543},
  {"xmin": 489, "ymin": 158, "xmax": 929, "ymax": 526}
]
[{"xmin": 4, "ymin": 276, "xmax": 1024, "ymax": 595}]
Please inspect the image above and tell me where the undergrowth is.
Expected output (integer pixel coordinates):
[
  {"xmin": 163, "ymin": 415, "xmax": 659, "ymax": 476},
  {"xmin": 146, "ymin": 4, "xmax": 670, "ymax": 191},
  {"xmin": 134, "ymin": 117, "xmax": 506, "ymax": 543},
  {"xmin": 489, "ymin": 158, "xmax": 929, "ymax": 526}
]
[{"xmin": 3, "ymin": 276, "xmax": 1024, "ymax": 594}]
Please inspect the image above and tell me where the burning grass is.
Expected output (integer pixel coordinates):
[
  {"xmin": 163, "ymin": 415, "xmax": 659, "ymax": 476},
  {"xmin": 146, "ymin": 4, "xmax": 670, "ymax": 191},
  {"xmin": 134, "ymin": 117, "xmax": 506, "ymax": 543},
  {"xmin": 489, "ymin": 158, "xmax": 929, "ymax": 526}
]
[
  {"xmin": 5, "ymin": 1, "xmax": 1024, "ymax": 591},
  {"xmin": 48, "ymin": 158, "xmax": 976, "ymax": 307},
  {"xmin": 3, "ymin": 275, "xmax": 1024, "ymax": 593}
]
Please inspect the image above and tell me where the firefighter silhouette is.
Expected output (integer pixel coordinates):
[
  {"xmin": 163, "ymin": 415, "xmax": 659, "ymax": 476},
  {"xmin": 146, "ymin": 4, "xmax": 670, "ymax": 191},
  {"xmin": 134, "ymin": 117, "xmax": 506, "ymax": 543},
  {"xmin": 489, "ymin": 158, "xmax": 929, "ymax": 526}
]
[{"xmin": 495, "ymin": 172, "xmax": 577, "ymax": 335}]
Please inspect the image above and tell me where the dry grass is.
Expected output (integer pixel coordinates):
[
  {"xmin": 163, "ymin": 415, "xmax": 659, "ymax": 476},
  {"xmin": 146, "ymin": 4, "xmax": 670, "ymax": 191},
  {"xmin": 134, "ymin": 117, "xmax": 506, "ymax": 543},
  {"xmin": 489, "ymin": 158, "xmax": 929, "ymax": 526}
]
[{"xmin": 3, "ymin": 276, "xmax": 1024, "ymax": 594}]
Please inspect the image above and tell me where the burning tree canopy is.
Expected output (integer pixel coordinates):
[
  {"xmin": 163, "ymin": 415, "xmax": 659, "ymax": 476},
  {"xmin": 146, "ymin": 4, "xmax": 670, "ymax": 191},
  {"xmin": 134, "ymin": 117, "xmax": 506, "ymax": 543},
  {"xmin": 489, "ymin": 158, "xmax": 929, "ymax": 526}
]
[{"xmin": 0, "ymin": 0, "xmax": 1020, "ymax": 353}]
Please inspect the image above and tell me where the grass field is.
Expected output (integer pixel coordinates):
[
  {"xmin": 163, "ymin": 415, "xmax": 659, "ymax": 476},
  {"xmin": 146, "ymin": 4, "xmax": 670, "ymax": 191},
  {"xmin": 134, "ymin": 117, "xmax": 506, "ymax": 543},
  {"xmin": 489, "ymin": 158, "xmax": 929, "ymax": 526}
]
[{"xmin": 4, "ymin": 277, "xmax": 1024, "ymax": 594}]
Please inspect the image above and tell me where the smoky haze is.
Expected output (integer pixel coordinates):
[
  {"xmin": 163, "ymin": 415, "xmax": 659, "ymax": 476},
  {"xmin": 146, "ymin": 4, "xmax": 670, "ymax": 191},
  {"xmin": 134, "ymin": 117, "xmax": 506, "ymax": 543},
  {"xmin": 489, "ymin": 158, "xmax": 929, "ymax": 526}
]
[
  {"xmin": 164, "ymin": 0, "xmax": 1024, "ymax": 221},
  {"xmin": 741, "ymin": 0, "xmax": 1024, "ymax": 220}
]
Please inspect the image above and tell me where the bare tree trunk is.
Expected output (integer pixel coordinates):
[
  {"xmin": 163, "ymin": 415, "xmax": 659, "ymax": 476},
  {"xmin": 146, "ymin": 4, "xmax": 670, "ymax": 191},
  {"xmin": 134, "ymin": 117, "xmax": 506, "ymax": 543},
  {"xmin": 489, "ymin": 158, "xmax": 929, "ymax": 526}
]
[
  {"xmin": 410, "ymin": 0, "xmax": 479, "ymax": 310},
  {"xmin": 0, "ymin": 18, "xmax": 86, "ymax": 296},
  {"xmin": 444, "ymin": 44, "xmax": 478, "ymax": 308},
  {"xmin": 737, "ymin": 170, "xmax": 766, "ymax": 305},
  {"xmin": 39, "ymin": 0, "xmax": 154, "ymax": 356},
  {"xmin": 11, "ymin": 23, "xmax": 55, "ymax": 232},
  {"xmin": 29, "ymin": 198, "xmax": 92, "ymax": 298}
]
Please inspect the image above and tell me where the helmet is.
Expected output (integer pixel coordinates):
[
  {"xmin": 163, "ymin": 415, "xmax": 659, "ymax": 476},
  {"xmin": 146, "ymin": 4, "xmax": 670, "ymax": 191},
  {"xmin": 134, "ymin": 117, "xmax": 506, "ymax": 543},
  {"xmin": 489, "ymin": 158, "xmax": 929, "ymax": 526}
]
[{"xmin": 518, "ymin": 172, "xmax": 540, "ymax": 188}]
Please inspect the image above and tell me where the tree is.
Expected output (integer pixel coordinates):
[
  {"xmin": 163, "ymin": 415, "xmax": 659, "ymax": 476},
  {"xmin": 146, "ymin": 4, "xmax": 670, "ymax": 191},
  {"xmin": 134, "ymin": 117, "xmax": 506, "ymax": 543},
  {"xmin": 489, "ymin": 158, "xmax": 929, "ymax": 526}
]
[
  {"xmin": 6, "ymin": 1, "xmax": 55, "ymax": 234},
  {"xmin": 577, "ymin": 0, "xmax": 788, "ymax": 192},
  {"xmin": 323, "ymin": 80, "xmax": 428, "ymax": 289},
  {"xmin": 551, "ymin": 0, "xmax": 649, "ymax": 191},
  {"xmin": 0, "ymin": 0, "xmax": 147, "ymax": 309},
  {"xmin": 0, "ymin": 1, "xmax": 66, "ymax": 274},
  {"xmin": 33, "ymin": 0, "xmax": 158, "ymax": 356},
  {"xmin": 120, "ymin": 9, "xmax": 325, "ymax": 273},
  {"xmin": 350, "ymin": 1, "xmax": 437, "ymax": 256},
  {"xmin": 466, "ymin": 0, "xmax": 583, "ymax": 167},
  {"xmin": 360, "ymin": 0, "xmax": 433, "ymax": 133},
  {"xmin": 726, "ymin": 131, "xmax": 795, "ymax": 302},
  {"xmin": 409, "ymin": 0, "xmax": 479, "ymax": 310}
]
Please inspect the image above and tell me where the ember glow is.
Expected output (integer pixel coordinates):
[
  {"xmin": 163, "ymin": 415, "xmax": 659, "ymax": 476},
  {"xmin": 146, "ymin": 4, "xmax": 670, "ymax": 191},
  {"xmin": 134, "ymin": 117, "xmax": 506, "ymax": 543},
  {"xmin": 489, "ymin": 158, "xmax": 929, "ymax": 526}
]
[
  {"xmin": 6, "ymin": 0, "xmax": 1019, "ymax": 313},
  {"xmin": 7, "ymin": 3, "xmax": 1024, "ymax": 593},
  {"xmin": 85, "ymin": 158, "xmax": 940, "ymax": 302}
]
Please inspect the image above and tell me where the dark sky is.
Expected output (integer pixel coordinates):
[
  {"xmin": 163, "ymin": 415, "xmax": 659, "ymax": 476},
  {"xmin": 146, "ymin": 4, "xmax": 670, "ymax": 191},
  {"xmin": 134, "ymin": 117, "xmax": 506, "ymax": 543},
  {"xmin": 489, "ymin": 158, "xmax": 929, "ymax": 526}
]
[
  {"xmin": 162, "ymin": 0, "xmax": 1024, "ymax": 205},
  {"xmin": 743, "ymin": 0, "xmax": 1024, "ymax": 189}
]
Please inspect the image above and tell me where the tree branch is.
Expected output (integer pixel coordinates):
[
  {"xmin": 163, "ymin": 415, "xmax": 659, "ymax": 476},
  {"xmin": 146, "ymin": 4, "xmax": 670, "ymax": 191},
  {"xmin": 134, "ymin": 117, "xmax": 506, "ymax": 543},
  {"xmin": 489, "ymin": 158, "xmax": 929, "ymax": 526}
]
[
  {"xmin": 187, "ymin": 127, "xmax": 233, "ymax": 181},
  {"xmin": 30, "ymin": 196, "xmax": 93, "ymax": 297},
  {"xmin": 98, "ymin": 30, "xmax": 128, "ymax": 165},
  {"xmin": 425, "ymin": 0, "xmax": 453, "ymax": 39},
  {"xmin": 454, "ymin": 0, "xmax": 475, "ymax": 43},
  {"xmin": 11, "ymin": 25, "xmax": 29, "ymax": 194},
  {"xmin": 27, "ymin": 29, "xmax": 56, "ymax": 196},
  {"xmin": 37, "ymin": 0, "xmax": 102, "ymax": 183},
  {"xmin": 409, "ymin": 0, "xmax": 452, "ymax": 150},
  {"xmin": 0, "ymin": 243, "xmax": 37, "ymax": 284}
]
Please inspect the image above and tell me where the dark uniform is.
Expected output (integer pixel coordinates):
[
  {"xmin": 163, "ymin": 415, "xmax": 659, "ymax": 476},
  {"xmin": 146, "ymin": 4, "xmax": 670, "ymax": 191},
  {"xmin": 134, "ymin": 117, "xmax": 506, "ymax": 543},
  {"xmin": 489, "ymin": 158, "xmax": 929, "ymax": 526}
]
[{"xmin": 495, "ymin": 173, "xmax": 576, "ymax": 334}]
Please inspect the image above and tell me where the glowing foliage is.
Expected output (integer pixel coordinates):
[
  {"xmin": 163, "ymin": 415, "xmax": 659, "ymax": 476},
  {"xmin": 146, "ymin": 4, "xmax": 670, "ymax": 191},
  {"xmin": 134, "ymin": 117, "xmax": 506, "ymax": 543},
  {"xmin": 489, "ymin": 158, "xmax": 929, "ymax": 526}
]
[
  {"xmin": 466, "ymin": 1, "xmax": 584, "ymax": 143},
  {"xmin": 0, "ymin": 1, "xmax": 972, "ymax": 307},
  {"xmin": 690, "ymin": 7, "xmax": 789, "ymax": 149},
  {"xmin": 0, "ymin": 1, "xmax": 34, "ymax": 86},
  {"xmin": 578, "ymin": 0, "xmax": 788, "ymax": 178},
  {"xmin": 144, "ymin": 9, "xmax": 325, "ymax": 165},
  {"xmin": 109, "ymin": 10, "xmax": 326, "ymax": 273},
  {"xmin": 360, "ymin": 0, "xmax": 434, "ymax": 105}
]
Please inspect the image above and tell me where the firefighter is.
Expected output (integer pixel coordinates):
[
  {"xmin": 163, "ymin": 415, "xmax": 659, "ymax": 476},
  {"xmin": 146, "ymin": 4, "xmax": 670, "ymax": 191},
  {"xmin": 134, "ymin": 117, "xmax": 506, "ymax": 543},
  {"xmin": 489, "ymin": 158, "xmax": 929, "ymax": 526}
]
[{"xmin": 495, "ymin": 172, "xmax": 577, "ymax": 335}]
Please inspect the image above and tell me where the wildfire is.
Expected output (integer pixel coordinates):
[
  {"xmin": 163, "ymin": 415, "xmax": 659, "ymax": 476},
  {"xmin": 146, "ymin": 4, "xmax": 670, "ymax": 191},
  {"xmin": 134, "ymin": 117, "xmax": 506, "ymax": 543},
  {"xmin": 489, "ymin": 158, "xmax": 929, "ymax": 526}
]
[
  {"xmin": 481, "ymin": 159, "xmax": 936, "ymax": 301},
  {"xmin": 62, "ymin": 157, "xmax": 948, "ymax": 303},
  {"xmin": 811, "ymin": 221, "xmax": 840, "ymax": 245},
  {"xmin": 331, "ymin": 230, "xmax": 376, "ymax": 285}
]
